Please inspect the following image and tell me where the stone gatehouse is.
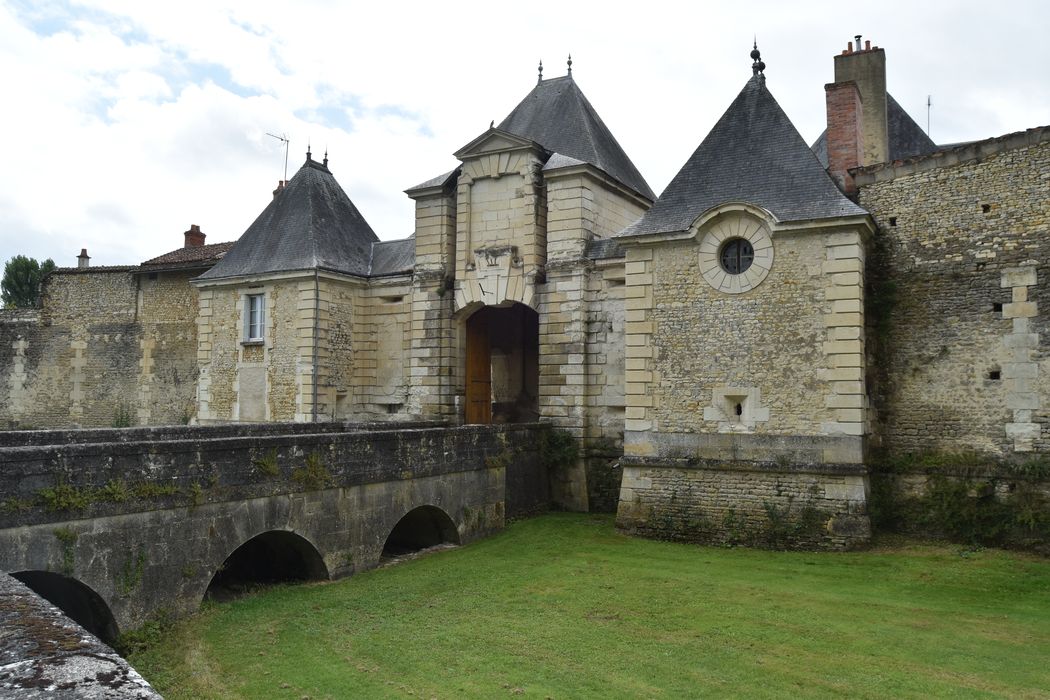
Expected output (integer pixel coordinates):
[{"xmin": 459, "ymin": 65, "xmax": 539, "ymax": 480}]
[{"xmin": 2, "ymin": 37, "xmax": 1048, "ymax": 548}]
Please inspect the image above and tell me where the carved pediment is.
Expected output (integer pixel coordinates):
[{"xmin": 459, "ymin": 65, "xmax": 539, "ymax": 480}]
[{"xmin": 454, "ymin": 128, "xmax": 542, "ymax": 160}]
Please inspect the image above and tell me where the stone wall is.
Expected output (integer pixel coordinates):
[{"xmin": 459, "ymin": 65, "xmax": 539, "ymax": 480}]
[
  {"xmin": 857, "ymin": 129, "xmax": 1050, "ymax": 456},
  {"xmin": 1, "ymin": 268, "xmax": 200, "ymax": 429},
  {"xmin": 197, "ymin": 277, "xmax": 316, "ymax": 422},
  {"xmin": 613, "ymin": 206, "xmax": 873, "ymax": 546},
  {"xmin": 582, "ymin": 262, "xmax": 627, "ymax": 511},
  {"xmin": 621, "ymin": 212, "xmax": 870, "ymax": 463},
  {"xmin": 406, "ymin": 185, "xmax": 459, "ymax": 421},
  {"xmin": 617, "ymin": 459, "xmax": 870, "ymax": 549},
  {"xmin": 317, "ymin": 276, "xmax": 357, "ymax": 419},
  {"xmin": 135, "ymin": 270, "xmax": 201, "ymax": 425},
  {"xmin": 869, "ymin": 465, "xmax": 1050, "ymax": 553},
  {"xmin": 351, "ymin": 276, "xmax": 413, "ymax": 418}
]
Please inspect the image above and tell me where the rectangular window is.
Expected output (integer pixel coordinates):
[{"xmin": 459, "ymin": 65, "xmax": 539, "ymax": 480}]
[{"xmin": 245, "ymin": 294, "xmax": 265, "ymax": 342}]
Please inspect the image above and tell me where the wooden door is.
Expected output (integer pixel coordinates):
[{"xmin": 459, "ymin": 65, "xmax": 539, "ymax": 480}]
[{"xmin": 465, "ymin": 311, "xmax": 492, "ymax": 424}]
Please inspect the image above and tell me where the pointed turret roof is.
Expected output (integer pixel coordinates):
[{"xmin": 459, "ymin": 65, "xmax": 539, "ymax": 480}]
[
  {"xmin": 621, "ymin": 74, "xmax": 865, "ymax": 237},
  {"xmin": 199, "ymin": 155, "xmax": 379, "ymax": 280},
  {"xmin": 497, "ymin": 75, "xmax": 655, "ymax": 201}
]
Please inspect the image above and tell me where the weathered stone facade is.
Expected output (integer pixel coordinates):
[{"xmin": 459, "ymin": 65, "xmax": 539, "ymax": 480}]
[
  {"xmin": 857, "ymin": 129, "xmax": 1050, "ymax": 456},
  {"xmin": 1, "ymin": 268, "xmax": 199, "ymax": 429},
  {"xmin": 3, "ymin": 43, "xmax": 1048, "ymax": 550}
]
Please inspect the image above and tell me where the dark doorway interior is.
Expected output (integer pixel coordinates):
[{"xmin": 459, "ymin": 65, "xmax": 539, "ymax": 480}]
[{"xmin": 464, "ymin": 303, "xmax": 539, "ymax": 424}]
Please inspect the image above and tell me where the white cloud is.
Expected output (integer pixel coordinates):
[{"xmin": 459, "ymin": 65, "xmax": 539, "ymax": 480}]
[{"xmin": 0, "ymin": 0, "xmax": 1047, "ymax": 267}]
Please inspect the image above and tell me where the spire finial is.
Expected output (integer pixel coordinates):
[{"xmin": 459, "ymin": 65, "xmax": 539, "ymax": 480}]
[
  {"xmin": 538, "ymin": 59, "xmax": 543, "ymax": 83},
  {"xmin": 306, "ymin": 141, "xmax": 312, "ymax": 161},
  {"xmin": 567, "ymin": 53, "xmax": 572, "ymax": 76},
  {"xmin": 751, "ymin": 40, "xmax": 765, "ymax": 77},
  {"xmin": 323, "ymin": 148, "xmax": 328, "ymax": 167}
]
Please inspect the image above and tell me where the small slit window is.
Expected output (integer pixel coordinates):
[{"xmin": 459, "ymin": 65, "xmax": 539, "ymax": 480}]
[
  {"xmin": 988, "ymin": 369, "xmax": 1001, "ymax": 381},
  {"xmin": 719, "ymin": 238, "xmax": 754, "ymax": 275},
  {"xmin": 245, "ymin": 294, "xmax": 265, "ymax": 342}
]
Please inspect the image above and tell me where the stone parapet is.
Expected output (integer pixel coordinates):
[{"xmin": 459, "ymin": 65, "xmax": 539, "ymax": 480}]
[
  {"xmin": 0, "ymin": 422, "xmax": 548, "ymax": 530},
  {"xmin": 0, "ymin": 574, "xmax": 161, "ymax": 698}
]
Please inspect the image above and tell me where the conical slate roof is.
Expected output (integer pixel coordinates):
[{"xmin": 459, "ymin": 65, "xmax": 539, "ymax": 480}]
[
  {"xmin": 199, "ymin": 156, "xmax": 378, "ymax": 280},
  {"xmin": 811, "ymin": 93, "xmax": 937, "ymax": 167},
  {"xmin": 621, "ymin": 74, "xmax": 865, "ymax": 237},
  {"xmin": 498, "ymin": 75, "xmax": 655, "ymax": 201}
]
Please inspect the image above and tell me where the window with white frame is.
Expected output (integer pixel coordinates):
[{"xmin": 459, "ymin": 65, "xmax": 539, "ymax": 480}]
[{"xmin": 245, "ymin": 293, "xmax": 265, "ymax": 342}]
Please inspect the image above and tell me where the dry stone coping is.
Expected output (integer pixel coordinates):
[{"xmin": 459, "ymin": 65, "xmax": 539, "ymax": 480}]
[{"xmin": 0, "ymin": 574, "xmax": 161, "ymax": 699}]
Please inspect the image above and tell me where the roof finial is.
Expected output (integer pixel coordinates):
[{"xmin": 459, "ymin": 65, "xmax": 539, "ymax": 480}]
[
  {"xmin": 567, "ymin": 53, "xmax": 572, "ymax": 76},
  {"xmin": 306, "ymin": 141, "xmax": 312, "ymax": 162},
  {"xmin": 323, "ymin": 148, "xmax": 328, "ymax": 167},
  {"xmin": 538, "ymin": 59, "xmax": 543, "ymax": 83},
  {"xmin": 751, "ymin": 40, "xmax": 765, "ymax": 78}
]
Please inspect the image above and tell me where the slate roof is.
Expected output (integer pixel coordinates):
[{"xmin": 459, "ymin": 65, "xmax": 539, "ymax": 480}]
[
  {"xmin": 141, "ymin": 241, "xmax": 236, "ymax": 268},
  {"xmin": 405, "ymin": 168, "xmax": 459, "ymax": 194},
  {"xmin": 584, "ymin": 237, "xmax": 625, "ymax": 260},
  {"xmin": 498, "ymin": 75, "xmax": 655, "ymax": 201},
  {"xmin": 620, "ymin": 75, "xmax": 866, "ymax": 238},
  {"xmin": 369, "ymin": 238, "xmax": 415, "ymax": 276},
  {"xmin": 811, "ymin": 93, "xmax": 937, "ymax": 167},
  {"xmin": 199, "ymin": 157, "xmax": 378, "ymax": 280}
]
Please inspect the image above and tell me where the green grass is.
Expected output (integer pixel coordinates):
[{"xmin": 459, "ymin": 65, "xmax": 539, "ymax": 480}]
[{"xmin": 129, "ymin": 514, "xmax": 1050, "ymax": 699}]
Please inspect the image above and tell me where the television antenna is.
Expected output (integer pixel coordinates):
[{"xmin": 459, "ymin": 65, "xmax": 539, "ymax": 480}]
[
  {"xmin": 266, "ymin": 132, "xmax": 290, "ymax": 181},
  {"xmin": 926, "ymin": 95, "xmax": 932, "ymax": 138}
]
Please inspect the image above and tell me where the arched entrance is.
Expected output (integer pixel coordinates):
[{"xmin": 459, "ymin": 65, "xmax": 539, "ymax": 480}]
[
  {"xmin": 465, "ymin": 303, "xmax": 539, "ymax": 424},
  {"xmin": 381, "ymin": 505, "xmax": 460, "ymax": 558},
  {"xmin": 206, "ymin": 530, "xmax": 328, "ymax": 601},
  {"xmin": 12, "ymin": 571, "xmax": 119, "ymax": 644}
]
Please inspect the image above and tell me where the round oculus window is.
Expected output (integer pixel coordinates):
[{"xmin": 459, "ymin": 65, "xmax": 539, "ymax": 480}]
[
  {"xmin": 697, "ymin": 212, "xmax": 774, "ymax": 294},
  {"xmin": 719, "ymin": 238, "xmax": 754, "ymax": 275}
]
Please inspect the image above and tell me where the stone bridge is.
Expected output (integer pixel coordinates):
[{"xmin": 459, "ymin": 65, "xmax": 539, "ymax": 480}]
[{"xmin": 0, "ymin": 421, "xmax": 549, "ymax": 642}]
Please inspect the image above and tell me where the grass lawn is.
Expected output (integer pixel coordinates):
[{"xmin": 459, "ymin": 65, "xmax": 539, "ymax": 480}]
[{"xmin": 128, "ymin": 513, "xmax": 1050, "ymax": 699}]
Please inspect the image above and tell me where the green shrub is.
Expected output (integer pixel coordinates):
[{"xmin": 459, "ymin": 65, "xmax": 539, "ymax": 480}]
[{"xmin": 292, "ymin": 452, "xmax": 332, "ymax": 491}]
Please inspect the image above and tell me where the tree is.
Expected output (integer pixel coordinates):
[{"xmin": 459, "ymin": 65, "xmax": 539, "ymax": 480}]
[{"xmin": 2, "ymin": 256, "xmax": 56, "ymax": 308}]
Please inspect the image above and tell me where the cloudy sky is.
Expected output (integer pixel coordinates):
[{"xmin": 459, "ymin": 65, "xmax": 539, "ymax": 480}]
[{"xmin": 2, "ymin": 0, "xmax": 1048, "ymax": 267}]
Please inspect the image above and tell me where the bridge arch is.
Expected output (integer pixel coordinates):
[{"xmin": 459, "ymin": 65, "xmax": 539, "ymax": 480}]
[
  {"xmin": 12, "ymin": 570, "xmax": 119, "ymax": 644},
  {"xmin": 205, "ymin": 529, "xmax": 329, "ymax": 601},
  {"xmin": 382, "ymin": 505, "xmax": 460, "ymax": 559}
]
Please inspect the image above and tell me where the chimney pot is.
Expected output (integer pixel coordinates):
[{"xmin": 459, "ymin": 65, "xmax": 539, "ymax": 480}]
[
  {"xmin": 865, "ymin": 40, "xmax": 871, "ymax": 50},
  {"xmin": 184, "ymin": 225, "xmax": 206, "ymax": 248}
]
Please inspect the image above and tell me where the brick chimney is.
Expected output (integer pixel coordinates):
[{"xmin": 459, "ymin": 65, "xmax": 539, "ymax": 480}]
[
  {"xmin": 832, "ymin": 36, "xmax": 888, "ymax": 166},
  {"xmin": 273, "ymin": 180, "xmax": 287, "ymax": 200},
  {"xmin": 77, "ymin": 248, "xmax": 90, "ymax": 269},
  {"xmin": 825, "ymin": 80, "xmax": 864, "ymax": 196},
  {"xmin": 184, "ymin": 224, "xmax": 205, "ymax": 248}
]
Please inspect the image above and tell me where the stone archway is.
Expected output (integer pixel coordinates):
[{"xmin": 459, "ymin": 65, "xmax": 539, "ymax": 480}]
[
  {"xmin": 205, "ymin": 529, "xmax": 329, "ymax": 601},
  {"xmin": 464, "ymin": 303, "xmax": 539, "ymax": 424},
  {"xmin": 12, "ymin": 570, "xmax": 119, "ymax": 644},
  {"xmin": 381, "ymin": 505, "xmax": 460, "ymax": 559}
]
